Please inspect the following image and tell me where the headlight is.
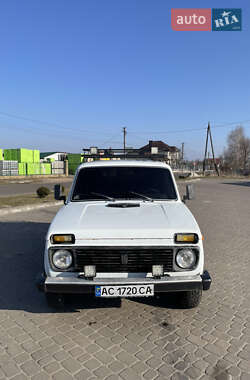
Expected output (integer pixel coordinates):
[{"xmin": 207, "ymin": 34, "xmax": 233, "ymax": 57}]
[
  {"xmin": 175, "ymin": 233, "xmax": 198, "ymax": 244},
  {"xmin": 50, "ymin": 234, "xmax": 75, "ymax": 244},
  {"xmin": 52, "ymin": 250, "xmax": 73, "ymax": 270},
  {"xmin": 176, "ymin": 249, "xmax": 196, "ymax": 269}
]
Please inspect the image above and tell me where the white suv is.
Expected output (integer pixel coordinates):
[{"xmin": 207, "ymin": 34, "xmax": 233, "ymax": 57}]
[{"xmin": 37, "ymin": 160, "xmax": 211, "ymax": 308}]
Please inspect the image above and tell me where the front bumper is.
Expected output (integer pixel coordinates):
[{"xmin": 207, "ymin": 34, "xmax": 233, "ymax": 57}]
[{"xmin": 37, "ymin": 271, "xmax": 211, "ymax": 294}]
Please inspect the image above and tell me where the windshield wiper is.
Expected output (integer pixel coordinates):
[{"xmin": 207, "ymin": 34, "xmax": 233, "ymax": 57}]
[
  {"xmin": 128, "ymin": 191, "xmax": 154, "ymax": 202},
  {"xmin": 90, "ymin": 192, "xmax": 116, "ymax": 202}
]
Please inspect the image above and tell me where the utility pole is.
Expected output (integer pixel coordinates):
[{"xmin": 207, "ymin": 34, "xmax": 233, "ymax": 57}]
[
  {"xmin": 209, "ymin": 124, "xmax": 219, "ymax": 176},
  {"xmin": 203, "ymin": 122, "xmax": 219, "ymax": 176},
  {"xmin": 123, "ymin": 127, "xmax": 126, "ymax": 159},
  {"xmin": 203, "ymin": 125, "xmax": 209, "ymax": 174},
  {"xmin": 181, "ymin": 142, "xmax": 184, "ymax": 171},
  {"xmin": 181, "ymin": 143, "xmax": 184, "ymax": 160}
]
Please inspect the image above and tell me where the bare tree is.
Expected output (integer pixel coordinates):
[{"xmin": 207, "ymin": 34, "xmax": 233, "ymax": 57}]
[
  {"xmin": 240, "ymin": 136, "xmax": 250, "ymax": 170},
  {"xmin": 223, "ymin": 126, "xmax": 250, "ymax": 172}
]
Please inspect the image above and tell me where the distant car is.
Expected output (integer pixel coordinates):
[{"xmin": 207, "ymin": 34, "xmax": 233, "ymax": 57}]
[{"xmin": 37, "ymin": 160, "xmax": 211, "ymax": 308}]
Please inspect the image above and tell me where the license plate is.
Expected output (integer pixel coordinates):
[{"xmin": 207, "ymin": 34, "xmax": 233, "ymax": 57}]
[{"xmin": 95, "ymin": 284, "xmax": 154, "ymax": 298}]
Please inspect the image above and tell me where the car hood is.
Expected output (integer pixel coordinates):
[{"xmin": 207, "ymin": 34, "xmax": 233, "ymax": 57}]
[{"xmin": 47, "ymin": 201, "xmax": 200, "ymax": 241}]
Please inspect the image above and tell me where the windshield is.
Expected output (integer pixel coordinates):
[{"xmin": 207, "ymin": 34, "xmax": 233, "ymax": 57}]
[{"xmin": 71, "ymin": 166, "xmax": 177, "ymax": 201}]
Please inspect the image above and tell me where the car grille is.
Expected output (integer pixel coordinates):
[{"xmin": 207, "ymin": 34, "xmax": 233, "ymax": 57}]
[{"xmin": 74, "ymin": 248, "xmax": 174, "ymax": 273}]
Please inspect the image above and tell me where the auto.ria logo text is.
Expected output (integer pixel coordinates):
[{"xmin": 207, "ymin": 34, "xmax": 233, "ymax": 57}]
[
  {"xmin": 212, "ymin": 9, "xmax": 241, "ymax": 31},
  {"xmin": 171, "ymin": 8, "xmax": 242, "ymax": 31}
]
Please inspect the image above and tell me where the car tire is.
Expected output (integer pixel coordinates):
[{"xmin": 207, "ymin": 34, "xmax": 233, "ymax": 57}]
[
  {"xmin": 179, "ymin": 289, "xmax": 202, "ymax": 309},
  {"xmin": 45, "ymin": 293, "xmax": 65, "ymax": 309}
]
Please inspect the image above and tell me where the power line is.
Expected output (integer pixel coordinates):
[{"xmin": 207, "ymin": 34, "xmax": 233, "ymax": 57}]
[
  {"xmin": 0, "ymin": 122, "xmax": 121, "ymax": 147},
  {"xmin": 1, "ymin": 109, "xmax": 250, "ymax": 146},
  {"xmin": 129, "ymin": 127, "xmax": 206, "ymax": 135},
  {"xmin": 0, "ymin": 111, "xmax": 67, "ymax": 128},
  {"xmin": 2, "ymin": 110, "xmax": 250, "ymax": 135},
  {"xmin": 213, "ymin": 119, "xmax": 250, "ymax": 127},
  {"xmin": 0, "ymin": 122, "xmax": 90, "ymax": 141},
  {"xmin": 99, "ymin": 134, "xmax": 122, "ymax": 146},
  {"xmin": 0, "ymin": 111, "xmax": 115, "ymax": 135},
  {"xmin": 129, "ymin": 120, "xmax": 250, "ymax": 136},
  {"xmin": 1, "ymin": 110, "xmax": 250, "ymax": 134}
]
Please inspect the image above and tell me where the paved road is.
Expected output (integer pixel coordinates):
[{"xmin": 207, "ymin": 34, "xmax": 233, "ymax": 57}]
[
  {"xmin": 0, "ymin": 178, "xmax": 250, "ymax": 379},
  {"xmin": 0, "ymin": 177, "xmax": 73, "ymax": 197}
]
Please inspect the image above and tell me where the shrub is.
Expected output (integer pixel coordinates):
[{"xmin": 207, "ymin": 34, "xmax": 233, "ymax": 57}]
[{"xmin": 37, "ymin": 186, "xmax": 50, "ymax": 198}]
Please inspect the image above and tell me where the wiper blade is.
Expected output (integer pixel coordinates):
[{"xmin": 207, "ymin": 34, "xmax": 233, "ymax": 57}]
[
  {"xmin": 128, "ymin": 191, "xmax": 154, "ymax": 202},
  {"xmin": 90, "ymin": 192, "xmax": 116, "ymax": 201}
]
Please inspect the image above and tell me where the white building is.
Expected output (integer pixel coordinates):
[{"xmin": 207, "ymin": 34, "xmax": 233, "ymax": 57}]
[{"xmin": 40, "ymin": 152, "xmax": 67, "ymax": 162}]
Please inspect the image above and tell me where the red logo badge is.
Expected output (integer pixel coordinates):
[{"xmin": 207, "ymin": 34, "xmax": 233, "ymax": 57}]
[{"xmin": 171, "ymin": 9, "xmax": 211, "ymax": 31}]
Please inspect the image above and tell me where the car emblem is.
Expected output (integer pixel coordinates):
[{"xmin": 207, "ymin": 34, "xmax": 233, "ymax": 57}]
[{"xmin": 121, "ymin": 253, "xmax": 129, "ymax": 265}]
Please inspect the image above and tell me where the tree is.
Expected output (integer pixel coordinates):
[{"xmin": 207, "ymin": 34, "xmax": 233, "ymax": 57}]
[
  {"xmin": 223, "ymin": 126, "xmax": 250, "ymax": 171},
  {"xmin": 240, "ymin": 136, "xmax": 250, "ymax": 170}
]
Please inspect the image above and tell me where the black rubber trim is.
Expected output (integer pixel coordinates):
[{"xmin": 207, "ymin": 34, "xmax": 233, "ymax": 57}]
[
  {"xmin": 201, "ymin": 270, "xmax": 212, "ymax": 291},
  {"xmin": 35, "ymin": 272, "xmax": 46, "ymax": 292},
  {"xmin": 44, "ymin": 280, "xmax": 202, "ymax": 294}
]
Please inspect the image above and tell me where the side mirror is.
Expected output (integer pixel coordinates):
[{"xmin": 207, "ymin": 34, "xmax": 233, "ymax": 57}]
[
  {"xmin": 182, "ymin": 184, "xmax": 195, "ymax": 203},
  {"xmin": 54, "ymin": 184, "xmax": 66, "ymax": 204}
]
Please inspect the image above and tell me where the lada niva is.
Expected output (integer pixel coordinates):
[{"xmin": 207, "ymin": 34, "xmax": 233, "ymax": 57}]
[{"xmin": 38, "ymin": 160, "xmax": 211, "ymax": 308}]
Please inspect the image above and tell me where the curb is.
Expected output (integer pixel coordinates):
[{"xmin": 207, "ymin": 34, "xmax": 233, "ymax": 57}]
[
  {"xmin": 178, "ymin": 178, "xmax": 201, "ymax": 184},
  {"xmin": 0, "ymin": 201, "xmax": 62, "ymax": 216},
  {"xmin": 0, "ymin": 175, "xmax": 69, "ymax": 181}
]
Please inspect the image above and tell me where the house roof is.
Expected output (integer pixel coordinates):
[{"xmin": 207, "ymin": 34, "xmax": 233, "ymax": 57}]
[{"xmin": 139, "ymin": 140, "xmax": 179, "ymax": 153}]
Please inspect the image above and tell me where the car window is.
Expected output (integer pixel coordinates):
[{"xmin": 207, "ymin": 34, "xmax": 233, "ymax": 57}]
[{"xmin": 72, "ymin": 166, "xmax": 177, "ymax": 201}]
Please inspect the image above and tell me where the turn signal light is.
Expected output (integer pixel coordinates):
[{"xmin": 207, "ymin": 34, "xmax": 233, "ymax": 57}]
[
  {"xmin": 51, "ymin": 234, "xmax": 75, "ymax": 244},
  {"xmin": 175, "ymin": 233, "xmax": 198, "ymax": 244}
]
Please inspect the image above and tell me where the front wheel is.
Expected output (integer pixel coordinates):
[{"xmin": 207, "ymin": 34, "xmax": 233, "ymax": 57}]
[
  {"xmin": 179, "ymin": 289, "xmax": 202, "ymax": 309},
  {"xmin": 45, "ymin": 293, "xmax": 65, "ymax": 309}
]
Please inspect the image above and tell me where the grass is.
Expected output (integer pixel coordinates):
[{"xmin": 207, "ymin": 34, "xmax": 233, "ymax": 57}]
[
  {"xmin": 0, "ymin": 192, "xmax": 56, "ymax": 208},
  {"xmin": 0, "ymin": 186, "xmax": 70, "ymax": 208}
]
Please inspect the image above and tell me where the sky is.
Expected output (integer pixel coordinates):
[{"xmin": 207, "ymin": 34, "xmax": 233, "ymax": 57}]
[{"xmin": 0, "ymin": 0, "xmax": 250, "ymax": 159}]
